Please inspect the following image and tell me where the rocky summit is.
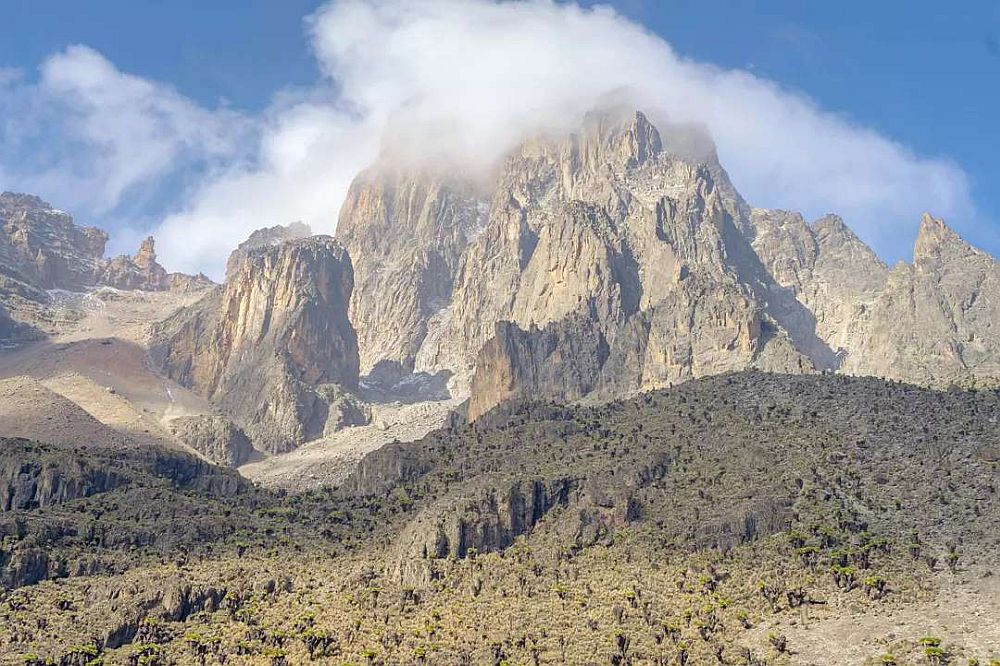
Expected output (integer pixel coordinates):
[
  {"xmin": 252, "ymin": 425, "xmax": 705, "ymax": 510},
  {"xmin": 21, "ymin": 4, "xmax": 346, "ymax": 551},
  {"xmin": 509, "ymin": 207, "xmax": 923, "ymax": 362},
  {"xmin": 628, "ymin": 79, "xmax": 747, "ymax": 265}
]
[
  {"xmin": 1, "ymin": 108, "xmax": 999, "ymax": 666},
  {"xmin": 337, "ymin": 111, "xmax": 1000, "ymax": 419}
]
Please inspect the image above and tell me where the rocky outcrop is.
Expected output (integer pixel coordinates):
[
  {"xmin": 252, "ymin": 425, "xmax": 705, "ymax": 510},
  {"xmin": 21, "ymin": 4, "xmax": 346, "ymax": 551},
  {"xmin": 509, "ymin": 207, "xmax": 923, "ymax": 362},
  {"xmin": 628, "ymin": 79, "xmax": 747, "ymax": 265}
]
[
  {"xmin": 749, "ymin": 209, "xmax": 890, "ymax": 359},
  {"xmin": 335, "ymin": 110, "xmax": 999, "ymax": 417},
  {"xmin": 225, "ymin": 221, "xmax": 312, "ymax": 280},
  {"xmin": 99, "ymin": 236, "xmax": 169, "ymax": 290},
  {"xmin": 98, "ymin": 236, "xmax": 213, "ymax": 292},
  {"xmin": 0, "ymin": 301, "xmax": 13, "ymax": 339},
  {"xmin": 0, "ymin": 437, "xmax": 243, "ymax": 514},
  {"xmin": 0, "ymin": 192, "xmax": 109, "ymax": 293},
  {"xmin": 337, "ymin": 168, "xmax": 488, "ymax": 373},
  {"xmin": 750, "ymin": 209, "xmax": 1000, "ymax": 388},
  {"xmin": 391, "ymin": 110, "xmax": 822, "ymax": 415},
  {"xmin": 390, "ymin": 470, "xmax": 654, "ymax": 586},
  {"xmin": 152, "ymin": 234, "xmax": 362, "ymax": 453},
  {"xmin": 467, "ymin": 277, "xmax": 812, "ymax": 420},
  {"xmin": 167, "ymin": 415, "xmax": 253, "ymax": 468},
  {"xmin": 0, "ymin": 439, "xmax": 128, "ymax": 512},
  {"xmin": 838, "ymin": 215, "xmax": 1000, "ymax": 386},
  {"xmin": 0, "ymin": 193, "xmax": 107, "ymax": 336},
  {"xmin": 0, "ymin": 192, "xmax": 212, "ymax": 343},
  {"xmin": 0, "ymin": 436, "xmax": 247, "ymax": 589}
]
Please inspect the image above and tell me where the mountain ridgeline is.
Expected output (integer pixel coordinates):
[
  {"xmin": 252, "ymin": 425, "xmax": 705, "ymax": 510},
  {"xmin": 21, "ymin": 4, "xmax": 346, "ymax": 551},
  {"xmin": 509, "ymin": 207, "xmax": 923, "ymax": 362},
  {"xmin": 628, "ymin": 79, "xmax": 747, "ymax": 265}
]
[
  {"xmin": 336, "ymin": 110, "xmax": 1000, "ymax": 422},
  {"xmin": 4, "ymin": 110, "xmax": 1000, "ymax": 454},
  {"xmin": 2, "ymin": 109, "xmax": 1000, "ymax": 665}
]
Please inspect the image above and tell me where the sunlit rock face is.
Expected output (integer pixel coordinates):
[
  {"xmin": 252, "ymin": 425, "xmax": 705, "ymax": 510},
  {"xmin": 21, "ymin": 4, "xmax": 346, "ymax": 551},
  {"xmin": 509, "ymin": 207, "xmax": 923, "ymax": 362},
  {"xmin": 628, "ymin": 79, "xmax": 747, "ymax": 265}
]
[
  {"xmin": 339, "ymin": 110, "xmax": 1000, "ymax": 418},
  {"xmin": 153, "ymin": 233, "xmax": 362, "ymax": 453}
]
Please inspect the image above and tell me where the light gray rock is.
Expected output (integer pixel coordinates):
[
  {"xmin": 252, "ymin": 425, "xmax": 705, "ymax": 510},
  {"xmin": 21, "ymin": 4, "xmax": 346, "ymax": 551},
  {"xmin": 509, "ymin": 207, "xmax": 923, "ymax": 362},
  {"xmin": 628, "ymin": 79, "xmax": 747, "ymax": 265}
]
[
  {"xmin": 839, "ymin": 214, "xmax": 1000, "ymax": 387},
  {"xmin": 152, "ymin": 235, "xmax": 362, "ymax": 453},
  {"xmin": 168, "ymin": 415, "xmax": 254, "ymax": 468},
  {"xmin": 341, "ymin": 109, "xmax": 1000, "ymax": 417},
  {"xmin": 337, "ymin": 168, "xmax": 488, "ymax": 373}
]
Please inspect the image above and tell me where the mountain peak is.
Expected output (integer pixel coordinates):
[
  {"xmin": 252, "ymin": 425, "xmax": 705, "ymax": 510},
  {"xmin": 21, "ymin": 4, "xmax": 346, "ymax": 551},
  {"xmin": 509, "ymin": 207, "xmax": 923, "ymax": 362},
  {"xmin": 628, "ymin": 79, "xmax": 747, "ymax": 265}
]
[
  {"xmin": 913, "ymin": 213, "xmax": 972, "ymax": 263},
  {"xmin": 578, "ymin": 108, "xmax": 663, "ymax": 169}
]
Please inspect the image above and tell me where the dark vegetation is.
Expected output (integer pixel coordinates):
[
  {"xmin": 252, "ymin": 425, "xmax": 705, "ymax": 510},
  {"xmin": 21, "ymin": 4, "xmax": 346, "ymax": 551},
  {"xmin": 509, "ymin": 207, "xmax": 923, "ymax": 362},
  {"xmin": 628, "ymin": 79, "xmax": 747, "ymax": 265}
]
[{"xmin": 1, "ymin": 372, "xmax": 998, "ymax": 664}]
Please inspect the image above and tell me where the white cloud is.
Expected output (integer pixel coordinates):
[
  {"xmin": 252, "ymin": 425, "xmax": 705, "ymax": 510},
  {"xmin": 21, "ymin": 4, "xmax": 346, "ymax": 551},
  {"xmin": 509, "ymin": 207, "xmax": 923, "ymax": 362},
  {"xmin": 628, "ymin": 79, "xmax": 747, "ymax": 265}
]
[
  {"xmin": 154, "ymin": 102, "xmax": 381, "ymax": 275},
  {"xmin": 306, "ymin": 0, "xmax": 974, "ymax": 253},
  {"xmin": 0, "ymin": 1, "xmax": 980, "ymax": 277},
  {"xmin": 164, "ymin": 0, "xmax": 976, "ymax": 275},
  {"xmin": 1, "ymin": 46, "xmax": 253, "ymax": 227}
]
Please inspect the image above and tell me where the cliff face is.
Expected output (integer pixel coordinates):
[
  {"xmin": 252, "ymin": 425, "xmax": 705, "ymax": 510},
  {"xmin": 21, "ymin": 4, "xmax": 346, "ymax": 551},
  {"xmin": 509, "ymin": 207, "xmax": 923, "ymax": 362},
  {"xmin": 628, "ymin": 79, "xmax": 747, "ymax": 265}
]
[
  {"xmin": 153, "ymin": 233, "xmax": 362, "ymax": 453},
  {"xmin": 749, "ymin": 209, "xmax": 890, "ymax": 359},
  {"xmin": 837, "ymin": 215, "xmax": 1000, "ymax": 386},
  {"xmin": 336, "ymin": 169, "xmax": 487, "ymax": 374},
  {"xmin": 0, "ymin": 192, "xmax": 108, "ymax": 298},
  {"xmin": 0, "ymin": 193, "xmax": 213, "ymax": 343},
  {"xmin": 748, "ymin": 209, "xmax": 1000, "ymax": 388},
  {"xmin": 337, "ymin": 111, "xmax": 1000, "ymax": 419},
  {"xmin": 224, "ymin": 221, "xmax": 313, "ymax": 280},
  {"xmin": 98, "ymin": 237, "xmax": 165, "ymax": 290},
  {"xmin": 399, "ymin": 111, "xmax": 819, "ymax": 416},
  {"xmin": 167, "ymin": 415, "xmax": 254, "ymax": 468}
]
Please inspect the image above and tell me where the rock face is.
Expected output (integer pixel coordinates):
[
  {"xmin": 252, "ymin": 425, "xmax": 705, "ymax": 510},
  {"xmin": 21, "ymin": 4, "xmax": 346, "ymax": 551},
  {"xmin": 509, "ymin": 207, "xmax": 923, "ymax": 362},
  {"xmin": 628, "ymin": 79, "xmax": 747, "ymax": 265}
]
[
  {"xmin": 748, "ymin": 209, "xmax": 1000, "ymax": 388},
  {"xmin": 98, "ymin": 236, "xmax": 169, "ymax": 290},
  {"xmin": 337, "ymin": 168, "xmax": 487, "ymax": 373},
  {"xmin": 98, "ymin": 236, "xmax": 214, "ymax": 292},
  {"xmin": 0, "ymin": 192, "xmax": 108, "ymax": 298},
  {"xmin": 0, "ymin": 192, "xmax": 213, "ymax": 342},
  {"xmin": 167, "ymin": 415, "xmax": 254, "ymax": 468},
  {"xmin": 339, "ymin": 110, "xmax": 1000, "ymax": 419},
  {"xmin": 406, "ymin": 111, "xmax": 819, "ymax": 418},
  {"xmin": 0, "ymin": 302, "xmax": 14, "ymax": 339},
  {"xmin": 837, "ymin": 215, "xmax": 1000, "ymax": 386},
  {"xmin": 152, "ymin": 233, "xmax": 362, "ymax": 453},
  {"xmin": 225, "ymin": 221, "xmax": 313, "ymax": 280},
  {"xmin": 0, "ymin": 437, "xmax": 243, "ymax": 514},
  {"xmin": 749, "ymin": 209, "xmax": 890, "ymax": 358},
  {"xmin": 0, "ymin": 439, "xmax": 128, "ymax": 512}
]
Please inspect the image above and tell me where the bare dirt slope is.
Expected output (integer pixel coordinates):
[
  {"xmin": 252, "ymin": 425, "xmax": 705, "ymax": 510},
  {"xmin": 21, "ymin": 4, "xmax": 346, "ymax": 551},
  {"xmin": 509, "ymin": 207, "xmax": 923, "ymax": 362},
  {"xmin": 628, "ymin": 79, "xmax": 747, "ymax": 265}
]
[
  {"xmin": 0, "ymin": 287, "xmax": 216, "ymax": 462},
  {"xmin": 762, "ymin": 571, "xmax": 1000, "ymax": 665},
  {"xmin": 0, "ymin": 287, "xmax": 214, "ymax": 430},
  {"xmin": 0, "ymin": 376, "xmax": 129, "ymax": 449}
]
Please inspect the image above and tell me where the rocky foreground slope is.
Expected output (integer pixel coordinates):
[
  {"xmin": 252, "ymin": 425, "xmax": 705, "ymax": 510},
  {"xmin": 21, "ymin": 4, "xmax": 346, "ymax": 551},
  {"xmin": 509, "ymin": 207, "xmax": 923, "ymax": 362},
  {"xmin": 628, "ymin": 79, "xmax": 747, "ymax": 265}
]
[{"xmin": 1, "ymin": 373, "xmax": 998, "ymax": 664}]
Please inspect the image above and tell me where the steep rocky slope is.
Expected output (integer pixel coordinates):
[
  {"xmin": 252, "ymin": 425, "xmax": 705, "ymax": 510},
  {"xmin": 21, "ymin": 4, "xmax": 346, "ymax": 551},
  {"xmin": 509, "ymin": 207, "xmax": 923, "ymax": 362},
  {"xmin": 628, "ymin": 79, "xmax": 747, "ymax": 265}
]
[
  {"xmin": 748, "ymin": 209, "xmax": 890, "ymax": 358},
  {"xmin": 3, "ymin": 373, "xmax": 998, "ymax": 665},
  {"xmin": 839, "ymin": 214, "xmax": 1000, "ymax": 386},
  {"xmin": 1, "ymin": 193, "xmax": 208, "ymax": 298},
  {"xmin": 338, "ymin": 111, "xmax": 1000, "ymax": 418},
  {"xmin": 152, "ymin": 233, "xmax": 363, "ymax": 453},
  {"xmin": 0, "ymin": 192, "xmax": 213, "ymax": 345},
  {"xmin": 352, "ymin": 372, "xmax": 1000, "ymax": 582},
  {"xmin": 0, "ymin": 192, "xmax": 108, "ymax": 296},
  {"xmin": 408, "ymin": 111, "xmax": 825, "ymax": 417},
  {"xmin": 167, "ymin": 414, "xmax": 253, "ymax": 468},
  {"xmin": 337, "ymin": 167, "xmax": 487, "ymax": 374}
]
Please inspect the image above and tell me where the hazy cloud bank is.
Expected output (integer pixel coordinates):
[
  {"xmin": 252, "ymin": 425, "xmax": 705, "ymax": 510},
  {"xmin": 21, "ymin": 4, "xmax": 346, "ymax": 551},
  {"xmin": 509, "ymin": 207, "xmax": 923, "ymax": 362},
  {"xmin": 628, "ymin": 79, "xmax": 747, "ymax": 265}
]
[{"xmin": 0, "ymin": 0, "xmax": 977, "ymax": 277}]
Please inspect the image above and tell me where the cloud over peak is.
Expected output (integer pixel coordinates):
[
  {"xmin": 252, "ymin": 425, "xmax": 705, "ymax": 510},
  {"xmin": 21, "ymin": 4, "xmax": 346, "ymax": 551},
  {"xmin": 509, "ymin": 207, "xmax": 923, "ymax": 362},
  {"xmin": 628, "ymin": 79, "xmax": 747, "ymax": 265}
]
[{"xmin": 0, "ymin": 0, "xmax": 977, "ymax": 277}]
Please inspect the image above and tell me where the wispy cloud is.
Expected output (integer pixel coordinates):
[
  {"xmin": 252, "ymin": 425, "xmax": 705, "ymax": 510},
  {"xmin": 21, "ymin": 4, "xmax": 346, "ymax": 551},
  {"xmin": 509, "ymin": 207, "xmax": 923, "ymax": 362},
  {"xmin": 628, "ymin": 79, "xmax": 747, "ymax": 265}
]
[
  {"xmin": 0, "ymin": 46, "xmax": 252, "ymax": 233},
  {"xmin": 0, "ymin": 1, "xmax": 981, "ymax": 277}
]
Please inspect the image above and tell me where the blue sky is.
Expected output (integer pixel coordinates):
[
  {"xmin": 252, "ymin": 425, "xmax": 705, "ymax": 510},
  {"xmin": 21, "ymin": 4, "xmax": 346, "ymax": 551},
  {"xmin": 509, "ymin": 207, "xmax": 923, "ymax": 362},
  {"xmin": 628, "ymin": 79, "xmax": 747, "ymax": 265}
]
[{"xmin": 1, "ymin": 0, "xmax": 998, "ymax": 274}]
